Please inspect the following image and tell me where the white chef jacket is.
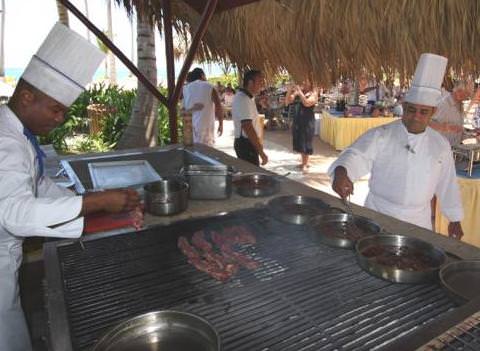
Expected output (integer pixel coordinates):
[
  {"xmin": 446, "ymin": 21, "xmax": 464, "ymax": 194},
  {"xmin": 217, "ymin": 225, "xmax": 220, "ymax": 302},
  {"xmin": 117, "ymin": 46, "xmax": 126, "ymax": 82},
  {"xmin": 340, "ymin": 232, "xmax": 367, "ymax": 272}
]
[
  {"xmin": 182, "ymin": 80, "xmax": 216, "ymax": 146},
  {"xmin": 328, "ymin": 120, "xmax": 463, "ymax": 230},
  {"xmin": 0, "ymin": 105, "xmax": 84, "ymax": 351}
]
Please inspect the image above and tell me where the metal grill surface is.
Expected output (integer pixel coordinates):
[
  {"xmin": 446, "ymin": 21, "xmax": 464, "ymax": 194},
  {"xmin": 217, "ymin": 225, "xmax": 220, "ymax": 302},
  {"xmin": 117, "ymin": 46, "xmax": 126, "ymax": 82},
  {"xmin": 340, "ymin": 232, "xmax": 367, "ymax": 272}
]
[{"xmin": 54, "ymin": 208, "xmax": 457, "ymax": 350}]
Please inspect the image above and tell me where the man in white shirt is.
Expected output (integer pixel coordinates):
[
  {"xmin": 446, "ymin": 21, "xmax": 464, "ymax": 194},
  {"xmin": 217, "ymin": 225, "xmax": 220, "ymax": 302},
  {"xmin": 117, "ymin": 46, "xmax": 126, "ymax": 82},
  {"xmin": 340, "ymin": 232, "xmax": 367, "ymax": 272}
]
[
  {"xmin": 329, "ymin": 53, "xmax": 464, "ymax": 239},
  {"xmin": 182, "ymin": 68, "xmax": 223, "ymax": 146},
  {"xmin": 429, "ymin": 82, "xmax": 472, "ymax": 146},
  {"xmin": 232, "ymin": 70, "xmax": 268, "ymax": 166},
  {"xmin": 0, "ymin": 23, "xmax": 140, "ymax": 351}
]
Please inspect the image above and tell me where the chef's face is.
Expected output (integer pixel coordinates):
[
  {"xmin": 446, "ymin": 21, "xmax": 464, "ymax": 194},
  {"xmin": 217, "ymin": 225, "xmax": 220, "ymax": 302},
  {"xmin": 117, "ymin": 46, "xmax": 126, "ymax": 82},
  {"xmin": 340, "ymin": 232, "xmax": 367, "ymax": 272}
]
[
  {"xmin": 23, "ymin": 90, "xmax": 69, "ymax": 135},
  {"xmin": 402, "ymin": 102, "xmax": 436, "ymax": 134}
]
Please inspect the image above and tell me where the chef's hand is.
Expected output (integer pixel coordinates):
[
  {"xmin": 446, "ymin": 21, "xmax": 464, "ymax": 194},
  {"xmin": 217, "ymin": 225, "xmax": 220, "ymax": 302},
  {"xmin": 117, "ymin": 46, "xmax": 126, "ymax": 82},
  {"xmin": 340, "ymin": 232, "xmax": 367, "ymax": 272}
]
[
  {"xmin": 259, "ymin": 150, "xmax": 269, "ymax": 165},
  {"xmin": 332, "ymin": 166, "xmax": 354, "ymax": 199},
  {"xmin": 448, "ymin": 222, "xmax": 464, "ymax": 240},
  {"xmin": 82, "ymin": 189, "xmax": 141, "ymax": 215}
]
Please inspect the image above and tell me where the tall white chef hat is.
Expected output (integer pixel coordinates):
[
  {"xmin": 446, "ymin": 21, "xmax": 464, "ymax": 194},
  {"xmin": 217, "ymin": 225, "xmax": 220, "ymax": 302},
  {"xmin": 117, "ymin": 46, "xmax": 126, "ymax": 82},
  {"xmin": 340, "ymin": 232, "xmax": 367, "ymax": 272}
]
[
  {"xmin": 21, "ymin": 22, "xmax": 105, "ymax": 107},
  {"xmin": 404, "ymin": 53, "xmax": 448, "ymax": 107}
]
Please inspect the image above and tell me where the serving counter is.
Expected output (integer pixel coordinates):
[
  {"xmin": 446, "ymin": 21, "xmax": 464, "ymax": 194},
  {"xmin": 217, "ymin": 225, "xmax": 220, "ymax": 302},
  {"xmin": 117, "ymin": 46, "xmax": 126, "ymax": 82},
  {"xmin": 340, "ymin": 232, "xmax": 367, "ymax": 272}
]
[
  {"xmin": 46, "ymin": 144, "xmax": 480, "ymax": 351},
  {"xmin": 320, "ymin": 110, "xmax": 397, "ymax": 150}
]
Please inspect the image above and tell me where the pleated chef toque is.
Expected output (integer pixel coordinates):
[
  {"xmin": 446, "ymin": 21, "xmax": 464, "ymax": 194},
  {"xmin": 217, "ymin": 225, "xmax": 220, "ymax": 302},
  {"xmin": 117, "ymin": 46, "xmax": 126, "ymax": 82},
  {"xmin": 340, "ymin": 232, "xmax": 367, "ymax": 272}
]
[
  {"xmin": 404, "ymin": 53, "xmax": 448, "ymax": 107},
  {"xmin": 21, "ymin": 22, "xmax": 105, "ymax": 107}
]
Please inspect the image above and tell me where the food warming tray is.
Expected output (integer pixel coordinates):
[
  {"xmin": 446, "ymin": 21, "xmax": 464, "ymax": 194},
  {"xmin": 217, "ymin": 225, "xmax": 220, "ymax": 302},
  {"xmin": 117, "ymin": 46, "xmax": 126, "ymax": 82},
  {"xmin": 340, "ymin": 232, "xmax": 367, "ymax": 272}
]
[
  {"xmin": 267, "ymin": 195, "xmax": 330, "ymax": 225},
  {"xmin": 310, "ymin": 213, "xmax": 382, "ymax": 249},
  {"xmin": 182, "ymin": 165, "xmax": 234, "ymax": 200},
  {"xmin": 356, "ymin": 234, "xmax": 447, "ymax": 284},
  {"xmin": 88, "ymin": 160, "xmax": 162, "ymax": 190},
  {"xmin": 440, "ymin": 260, "xmax": 480, "ymax": 305}
]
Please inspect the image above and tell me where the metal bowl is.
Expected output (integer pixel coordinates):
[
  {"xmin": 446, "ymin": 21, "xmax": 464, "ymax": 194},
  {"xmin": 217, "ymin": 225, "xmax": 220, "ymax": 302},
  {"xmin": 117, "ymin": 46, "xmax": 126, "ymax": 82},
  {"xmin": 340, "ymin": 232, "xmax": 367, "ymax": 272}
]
[
  {"xmin": 267, "ymin": 195, "xmax": 330, "ymax": 225},
  {"xmin": 310, "ymin": 213, "xmax": 382, "ymax": 249},
  {"xmin": 93, "ymin": 310, "xmax": 220, "ymax": 351},
  {"xmin": 144, "ymin": 177, "xmax": 189, "ymax": 216},
  {"xmin": 234, "ymin": 174, "xmax": 279, "ymax": 197},
  {"xmin": 355, "ymin": 234, "xmax": 447, "ymax": 284},
  {"xmin": 439, "ymin": 260, "xmax": 480, "ymax": 305}
]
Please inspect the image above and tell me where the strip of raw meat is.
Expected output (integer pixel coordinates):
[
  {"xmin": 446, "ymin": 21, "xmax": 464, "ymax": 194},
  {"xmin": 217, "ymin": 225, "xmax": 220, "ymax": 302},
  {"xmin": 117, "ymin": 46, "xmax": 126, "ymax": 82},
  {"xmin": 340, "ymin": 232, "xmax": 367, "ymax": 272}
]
[
  {"xmin": 191, "ymin": 231, "xmax": 213, "ymax": 251},
  {"xmin": 192, "ymin": 231, "xmax": 239, "ymax": 274},
  {"xmin": 211, "ymin": 231, "xmax": 259, "ymax": 271},
  {"xmin": 178, "ymin": 236, "xmax": 235, "ymax": 281}
]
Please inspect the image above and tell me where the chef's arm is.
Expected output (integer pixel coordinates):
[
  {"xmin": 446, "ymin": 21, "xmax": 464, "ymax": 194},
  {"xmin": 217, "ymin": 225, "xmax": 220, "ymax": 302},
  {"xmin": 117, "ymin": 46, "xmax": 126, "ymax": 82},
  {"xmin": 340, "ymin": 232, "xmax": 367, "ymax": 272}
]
[
  {"xmin": 435, "ymin": 152, "xmax": 464, "ymax": 239},
  {"xmin": 81, "ymin": 188, "xmax": 140, "ymax": 215},
  {"xmin": 332, "ymin": 166, "xmax": 354, "ymax": 199},
  {"xmin": 241, "ymin": 120, "xmax": 268, "ymax": 165}
]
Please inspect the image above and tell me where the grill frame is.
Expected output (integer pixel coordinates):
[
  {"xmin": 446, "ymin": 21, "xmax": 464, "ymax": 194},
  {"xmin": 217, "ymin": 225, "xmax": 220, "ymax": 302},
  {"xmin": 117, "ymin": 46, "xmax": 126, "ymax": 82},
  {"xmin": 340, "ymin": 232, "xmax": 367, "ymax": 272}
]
[{"xmin": 44, "ymin": 208, "xmax": 480, "ymax": 351}]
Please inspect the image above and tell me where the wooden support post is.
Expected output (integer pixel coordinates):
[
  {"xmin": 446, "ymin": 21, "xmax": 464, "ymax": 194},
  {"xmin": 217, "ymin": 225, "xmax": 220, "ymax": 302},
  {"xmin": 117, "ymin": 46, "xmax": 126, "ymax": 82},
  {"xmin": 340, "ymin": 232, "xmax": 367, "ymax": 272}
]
[
  {"xmin": 59, "ymin": 0, "xmax": 169, "ymax": 108},
  {"xmin": 161, "ymin": 0, "xmax": 178, "ymax": 143}
]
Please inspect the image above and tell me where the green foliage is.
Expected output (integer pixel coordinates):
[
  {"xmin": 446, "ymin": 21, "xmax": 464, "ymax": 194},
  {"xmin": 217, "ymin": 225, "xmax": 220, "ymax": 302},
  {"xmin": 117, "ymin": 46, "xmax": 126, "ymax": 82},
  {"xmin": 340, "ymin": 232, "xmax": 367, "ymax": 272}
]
[{"xmin": 207, "ymin": 74, "xmax": 239, "ymax": 88}]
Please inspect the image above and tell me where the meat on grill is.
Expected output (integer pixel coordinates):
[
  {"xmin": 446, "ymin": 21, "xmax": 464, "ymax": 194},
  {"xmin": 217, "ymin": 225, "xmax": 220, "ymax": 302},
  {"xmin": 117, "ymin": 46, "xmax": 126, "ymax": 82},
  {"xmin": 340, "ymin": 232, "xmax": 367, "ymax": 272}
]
[
  {"xmin": 178, "ymin": 236, "xmax": 234, "ymax": 281},
  {"xmin": 178, "ymin": 225, "xmax": 259, "ymax": 281}
]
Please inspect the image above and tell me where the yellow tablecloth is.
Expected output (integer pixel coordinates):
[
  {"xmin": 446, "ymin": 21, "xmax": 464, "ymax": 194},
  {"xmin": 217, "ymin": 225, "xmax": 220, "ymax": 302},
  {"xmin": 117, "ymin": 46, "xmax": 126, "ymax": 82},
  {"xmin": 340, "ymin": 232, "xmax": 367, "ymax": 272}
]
[
  {"xmin": 320, "ymin": 111, "xmax": 398, "ymax": 150},
  {"xmin": 435, "ymin": 176, "xmax": 480, "ymax": 247}
]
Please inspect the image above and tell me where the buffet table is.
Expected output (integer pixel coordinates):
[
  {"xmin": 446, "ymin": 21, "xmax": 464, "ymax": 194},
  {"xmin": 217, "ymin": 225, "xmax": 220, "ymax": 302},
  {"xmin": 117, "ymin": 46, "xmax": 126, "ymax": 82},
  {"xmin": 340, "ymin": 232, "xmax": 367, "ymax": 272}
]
[
  {"xmin": 320, "ymin": 110, "xmax": 397, "ymax": 150},
  {"xmin": 435, "ymin": 167, "xmax": 480, "ymax": 247}
]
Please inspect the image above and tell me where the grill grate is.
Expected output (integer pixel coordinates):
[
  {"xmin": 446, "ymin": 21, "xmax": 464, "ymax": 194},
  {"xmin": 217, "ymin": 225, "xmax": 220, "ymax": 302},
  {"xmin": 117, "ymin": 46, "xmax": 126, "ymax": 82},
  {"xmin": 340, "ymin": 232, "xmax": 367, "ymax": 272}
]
[
  {"xmin": 53, "ymin": 208, "xmax": 457, "ymax": 350},
  {"xmin": 419, "ymin": 312, "xmax": 480, "ymax": 350}
]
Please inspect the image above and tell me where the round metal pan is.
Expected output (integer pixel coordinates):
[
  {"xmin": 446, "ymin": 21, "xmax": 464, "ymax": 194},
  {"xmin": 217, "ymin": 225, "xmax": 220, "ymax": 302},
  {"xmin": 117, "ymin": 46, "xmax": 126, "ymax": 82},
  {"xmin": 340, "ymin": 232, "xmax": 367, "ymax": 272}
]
[
  {"xmin": 93, "ymin": 310, "xmax": 220, "ymax": 351},
  {"xmin": 310, "ymin": 213, "xmax": 382, "ymax": 249},
  {"xmin": 439, "ymin": 260, "xmax": 480, "ymax": 305},
  {"xmin": 355, "ymin": 234, "xmax": 446, "ymax": 284},
  {"xmin": 233, "ymin": 174, "xmax": 279, "ymax": 197},
  {"xmin": 267, "ymin": 195, "xmax": 330, "ymax": 225}
]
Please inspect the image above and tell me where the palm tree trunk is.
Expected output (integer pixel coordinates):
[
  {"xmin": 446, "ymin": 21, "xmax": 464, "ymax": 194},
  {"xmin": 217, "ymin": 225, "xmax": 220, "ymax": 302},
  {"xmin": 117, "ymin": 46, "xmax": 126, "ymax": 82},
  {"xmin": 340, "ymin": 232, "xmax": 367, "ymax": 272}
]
[
  {"xmin": 116, "ymin": 13, "xmax": 158, "ymax": 149},
  {"xmin": 0, "ymin": 0, "xmax": 5, "ymax": 78},
  {"xmin": 56, "ymin": 0, "xmax": 69, "ymax": 27},
  {"xmin": 106, "ymin": 0, "xmax": 116, "ymax": 84}
]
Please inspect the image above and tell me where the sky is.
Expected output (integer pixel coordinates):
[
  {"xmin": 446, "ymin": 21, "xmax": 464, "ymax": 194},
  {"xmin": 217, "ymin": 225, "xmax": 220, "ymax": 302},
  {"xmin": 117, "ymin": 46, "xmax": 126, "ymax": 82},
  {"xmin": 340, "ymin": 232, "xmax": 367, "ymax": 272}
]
[{"xmin": 4, "ymin": 0, "xmax": 223, "ymax": 80}]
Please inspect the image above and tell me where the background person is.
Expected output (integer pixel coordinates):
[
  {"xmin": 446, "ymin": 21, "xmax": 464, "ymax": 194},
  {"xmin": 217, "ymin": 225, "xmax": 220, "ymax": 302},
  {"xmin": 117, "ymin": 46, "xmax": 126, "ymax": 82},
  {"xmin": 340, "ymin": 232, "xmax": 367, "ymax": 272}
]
[
  {"xmin": 285, "ymin": 80, "xmax": 318, "ymax": 170},
  {"xmin": 182, "ymin": 68, "xmax": 224, "ymax": 146},
  {"xmin": 232, "ymin": 69, "xmax": 268, "ymax": 166}
]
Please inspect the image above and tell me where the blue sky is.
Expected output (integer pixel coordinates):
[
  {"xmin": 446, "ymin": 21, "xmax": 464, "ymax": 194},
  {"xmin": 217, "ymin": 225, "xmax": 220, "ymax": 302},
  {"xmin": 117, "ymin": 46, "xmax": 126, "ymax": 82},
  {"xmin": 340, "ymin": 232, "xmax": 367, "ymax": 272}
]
[{"xmin": 5, "ymin": 0, "xmax": 223, "ymax": 80}]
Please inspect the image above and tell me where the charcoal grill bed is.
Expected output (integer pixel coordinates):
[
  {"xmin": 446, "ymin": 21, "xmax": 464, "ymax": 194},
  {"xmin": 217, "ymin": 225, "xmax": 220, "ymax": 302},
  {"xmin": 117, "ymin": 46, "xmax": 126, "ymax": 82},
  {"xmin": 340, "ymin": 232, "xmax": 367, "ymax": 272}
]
[{"xmin": 44, "ymin": 208, "xmax": 472, "ymax": 351}]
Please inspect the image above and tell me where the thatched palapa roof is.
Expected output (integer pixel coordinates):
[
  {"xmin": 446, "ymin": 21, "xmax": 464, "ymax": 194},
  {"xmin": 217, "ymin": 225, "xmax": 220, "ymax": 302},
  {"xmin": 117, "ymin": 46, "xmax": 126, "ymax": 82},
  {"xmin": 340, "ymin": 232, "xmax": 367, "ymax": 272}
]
[{"xmin": 116, "ymin": 0, "xmax": 480, "ymax": 85}]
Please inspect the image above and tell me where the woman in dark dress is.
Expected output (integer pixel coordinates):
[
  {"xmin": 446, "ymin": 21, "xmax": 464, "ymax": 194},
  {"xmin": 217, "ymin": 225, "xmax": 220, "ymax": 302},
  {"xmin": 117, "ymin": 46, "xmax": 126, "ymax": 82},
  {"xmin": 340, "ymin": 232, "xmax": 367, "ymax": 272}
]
[{"xmin": 285, "ymin": 81, "xmax": 318, "ymax": 170}]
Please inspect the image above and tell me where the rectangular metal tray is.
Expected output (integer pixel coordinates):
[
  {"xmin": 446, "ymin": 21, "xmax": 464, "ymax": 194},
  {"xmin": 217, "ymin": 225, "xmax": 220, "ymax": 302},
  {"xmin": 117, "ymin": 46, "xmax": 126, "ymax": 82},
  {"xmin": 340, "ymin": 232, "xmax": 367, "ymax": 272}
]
[
  {"xmin": 183, "ymin": 164, "xmax": 233, "ymax": 200},
  {"xmin": 88, "ymin": 160, "xmax": 161, "ymax": 190}
]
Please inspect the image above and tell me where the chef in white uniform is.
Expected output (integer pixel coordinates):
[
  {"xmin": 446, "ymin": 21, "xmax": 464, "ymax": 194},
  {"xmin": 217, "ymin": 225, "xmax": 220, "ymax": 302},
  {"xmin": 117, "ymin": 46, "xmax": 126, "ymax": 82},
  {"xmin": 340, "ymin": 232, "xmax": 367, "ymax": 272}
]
[
  {"xmin": 182, "ymin": 68, "xmax": 224, "ymax": 146},
  {"xmin": 0, "ymin": 23, "xmax": 140, "ymax": 351},
  {"xmin": 329, "ymin": 53, "xmax": 464, "ymax": 239}
]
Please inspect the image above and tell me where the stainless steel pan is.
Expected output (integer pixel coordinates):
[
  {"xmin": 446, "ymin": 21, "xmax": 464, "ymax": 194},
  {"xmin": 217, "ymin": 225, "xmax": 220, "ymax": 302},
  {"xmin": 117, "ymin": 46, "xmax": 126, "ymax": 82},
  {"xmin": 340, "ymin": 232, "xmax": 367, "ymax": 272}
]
[
  {"xmin": 267, "ymin": 195, "xmax": 330, "ymax": 225},
  {"xmin": 355, "ymin": 234, "xmax": 447, "ymax": 284},
  {"xmin": 93, "ymin": 310, "xmax": 220, "ymax": 351},
  {"xmin": 144, "ymin": 177, "xmax": 189, "ymax": 216},
  {"xmin": 233, "ymin": 173, "xmax": 280, "ymax": 197},
  {"xmin": 310, "ymin": 213, "xmax": 382, "ymax": 249},
  {"xmin": 440, "ymin": 260, "xmax": 480, "ymax": 305}
]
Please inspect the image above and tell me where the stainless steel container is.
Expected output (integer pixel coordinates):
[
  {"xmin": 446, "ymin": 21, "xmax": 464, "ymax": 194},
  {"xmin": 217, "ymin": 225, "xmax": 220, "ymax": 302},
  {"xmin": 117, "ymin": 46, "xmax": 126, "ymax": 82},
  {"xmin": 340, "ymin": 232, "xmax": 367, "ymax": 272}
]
[
  {"xmin": 440, "ymin": 260, "xmax": 480, "ymax": 304},
  {"xmin": 144, "ymin": 178, "xmax": 189, "ymax": 216},
  {"xmin": 182, "ymin": 165, "xmax": 233, "ymax": 200},
  {"xmin": 234, "ymin": 173, "xmax": 280, "ymax": 198},
  {"xmin": 93, "ymin": 310, "xmax": 220, "ymax": 351},
  {"xmin": 356, "ymin": 234, "xmax": 447, "ymax": 284}
]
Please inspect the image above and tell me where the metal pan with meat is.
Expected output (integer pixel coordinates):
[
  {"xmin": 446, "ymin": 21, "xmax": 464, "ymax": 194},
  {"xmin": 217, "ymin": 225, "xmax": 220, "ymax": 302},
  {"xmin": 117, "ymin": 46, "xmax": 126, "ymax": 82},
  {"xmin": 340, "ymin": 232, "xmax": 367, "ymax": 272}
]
[
  {"xmin": 356, "ymin": 234, "xmax": 447, "ymax": 284},
  {"xmin": 310, "ymin": 213, "xmax": 382, "ymax": 249}
]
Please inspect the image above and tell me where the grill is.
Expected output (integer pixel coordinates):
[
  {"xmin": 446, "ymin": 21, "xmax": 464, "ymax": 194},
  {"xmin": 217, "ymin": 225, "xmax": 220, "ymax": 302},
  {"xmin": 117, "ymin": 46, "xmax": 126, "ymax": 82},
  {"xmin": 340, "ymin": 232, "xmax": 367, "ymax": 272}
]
[
  {"xmin": 45, "ymin": 208, "xmax": 460, "ymax": 351},
  {"xmin": 419, "ymin": 312, "xmax": 480, "ymax": 350}
]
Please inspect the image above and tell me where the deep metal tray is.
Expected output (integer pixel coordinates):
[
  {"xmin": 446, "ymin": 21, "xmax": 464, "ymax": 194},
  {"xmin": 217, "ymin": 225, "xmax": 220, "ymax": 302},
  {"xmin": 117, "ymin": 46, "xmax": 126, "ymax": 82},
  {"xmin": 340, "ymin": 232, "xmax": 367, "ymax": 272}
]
[{"xmin": 267, "ymin": 195, "xmax": 330, "ymax": 224}]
